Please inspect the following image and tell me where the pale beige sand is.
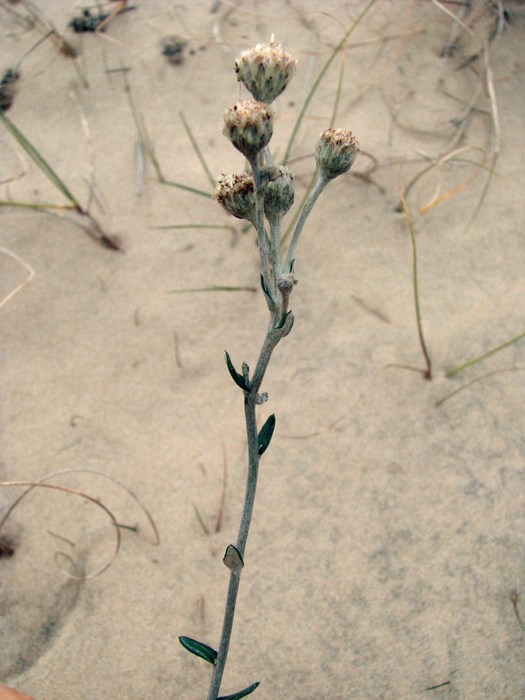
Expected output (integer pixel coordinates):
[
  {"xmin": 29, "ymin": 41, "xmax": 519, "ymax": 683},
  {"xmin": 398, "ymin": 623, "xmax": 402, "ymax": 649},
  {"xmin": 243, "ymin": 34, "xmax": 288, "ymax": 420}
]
[{"xmin": 1, "ymin": 1, "xmax": 524, "ymax": 699}]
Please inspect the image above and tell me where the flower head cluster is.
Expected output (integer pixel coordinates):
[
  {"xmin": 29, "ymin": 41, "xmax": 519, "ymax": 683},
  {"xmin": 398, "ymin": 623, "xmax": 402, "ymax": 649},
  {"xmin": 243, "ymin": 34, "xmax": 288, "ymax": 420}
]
[
  {"xmin": 316, "ymin": 128, "xmax": 359, "ymax": 181},
  {"xmin": 223, "ymin": 99, "xmax": 274, "ymax": 161},
  {"xmin": 235, "ymin": 41, "xmax": 297, "ymax": 104},
  {"xmin": 215, "ymin": 173, "xmax": 256, "ymax": 225}
]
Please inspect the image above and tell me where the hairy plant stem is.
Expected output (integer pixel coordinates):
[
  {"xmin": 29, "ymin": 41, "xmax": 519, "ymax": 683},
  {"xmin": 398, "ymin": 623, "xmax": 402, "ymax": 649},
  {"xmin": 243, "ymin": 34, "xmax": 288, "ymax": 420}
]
[
  {"xmin": 205, "ymin": 150, "xmax": 298, "ymax": 700},
  {"xmin": 206, "ymin": 308, "xmax": 289, "ymax": 700},
  {"xmin": 284, "ymin": 175, "xmax": 327, "ymax": 272}
]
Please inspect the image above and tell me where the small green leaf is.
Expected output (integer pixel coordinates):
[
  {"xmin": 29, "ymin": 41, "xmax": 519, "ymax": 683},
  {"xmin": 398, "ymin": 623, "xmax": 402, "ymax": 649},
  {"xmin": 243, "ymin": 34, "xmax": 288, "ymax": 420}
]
[
  {"xmin": 223, "ymin": 544, "xmax": 244, "ymax": 572},
  {"xmin": 257, "ymin": 414, "xmax": 276, "ymax": 456},
  {"xmin": 224, "ymin": 351, "xmax": 249, "ymax": 391},
  {"xmin": 218, "ymin": 681, "xmax": 260, "ymax": 700},
  {"xmin": 260, "ymin": 274, "xmax": 272, "ymax": 305},
  {"xmin": 276, "ymin": 310, "xmax": 292, "ymax": 330},
  {"xmin": 179, "ymin": 636, "xmax": 217, "ymax": 665}
]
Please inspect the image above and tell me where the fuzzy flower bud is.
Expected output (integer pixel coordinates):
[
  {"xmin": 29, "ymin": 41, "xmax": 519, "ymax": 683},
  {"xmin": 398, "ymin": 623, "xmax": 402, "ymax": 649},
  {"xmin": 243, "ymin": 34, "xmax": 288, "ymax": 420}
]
[
  {"xmin": 263, "ymin": 165, "xmax": 295, "ymax": 220},
  {"xmin": 215, "ymin": 173, "xmax": 256, "ymax": 225},
  {"xmin": 235, "ymin": 41, "xmax": 297, "ymax": 104},
  {"xmin": 223, "ymin": 99, "xmax": 274, "ymax": 160},
  {"xmin": 315, "ymin": 128, "xmax": 359, "ymax": 181}
]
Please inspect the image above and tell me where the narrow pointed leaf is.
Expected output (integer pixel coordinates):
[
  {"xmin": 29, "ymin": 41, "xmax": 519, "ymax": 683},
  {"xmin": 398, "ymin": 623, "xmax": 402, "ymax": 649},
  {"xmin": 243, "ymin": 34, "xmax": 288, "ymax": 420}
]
[
  {"xmin": 225, "ymin": 351, "xmax": 249, "ymax": 391},
  {"xmin": 260, "ymin": 274, "xmax": 272, "ymax": 305},
  {"xmin": 280, "ymin": 311, "xmax": 295, "ymax": 338},
  {"xmin": 257, "ymin": 414, "xmax": 276, "ymax": 456},
  {"xmin": 178, "ymin": 636, "xmax": 217, "ymax": 665},
  {"xmin": 0, "ymin": 110, "xmax": 80, "ymax": 208},
  {"xmin": 277, "ymin": 310, "xmax": 292, "ymax": 330},
  {"xmin": 218, "ymin": 681, "xmax": 260, "ymax": 700}
]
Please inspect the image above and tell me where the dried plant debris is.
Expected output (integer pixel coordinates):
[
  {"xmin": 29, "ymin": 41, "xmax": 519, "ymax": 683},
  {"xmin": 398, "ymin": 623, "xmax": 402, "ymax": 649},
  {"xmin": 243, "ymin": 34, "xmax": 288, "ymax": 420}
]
[
  {"xmin": 0, "ymin": 68, "xmax": 20, "ymax": 112},
  {"xmin": 68, "ymin": 2, "xmax": 134, "ymax": 33},
  {"xmin": 0, "ymin": 536, "xmax": 15, "ymax": 557},
  {"xmin": 69, "ymin": 8, "xmax": 109, "ymax": 32},
  {"xmin": 161, "ymin": 35, "xmax": 188, "ymax": 65}
]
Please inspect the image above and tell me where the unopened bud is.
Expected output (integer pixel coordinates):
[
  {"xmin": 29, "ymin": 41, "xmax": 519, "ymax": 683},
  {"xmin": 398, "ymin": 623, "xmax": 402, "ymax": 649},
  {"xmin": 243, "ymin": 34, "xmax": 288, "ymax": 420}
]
[
  {"xmin": 234, "ymin": 41, "xmax": 297, "ymax": 104},
  {"xmin": 215, "ymin": 173, "xmax": 256, "ymax": 225},
  {"xmin": 277, "ymin": 273, "xmax": 296, "ymax": 294},
  {"xmin": 316, "ymin": 128, "xmax": 359, "ymax": 181},
  {"xmin": 264, "ymin": 165, "xmax": 294, "ymax": 220},
  {"xmin": 223, "ymin": 99, "xmax": 273, "ymax": 160}
]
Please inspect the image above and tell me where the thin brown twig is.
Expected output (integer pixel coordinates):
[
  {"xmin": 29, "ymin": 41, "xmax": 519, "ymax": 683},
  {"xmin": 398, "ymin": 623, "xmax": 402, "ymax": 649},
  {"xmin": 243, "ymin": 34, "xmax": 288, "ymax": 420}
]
[{"xmin": 511, "ymin": 592, "xmax": 525, "ymax": 631}]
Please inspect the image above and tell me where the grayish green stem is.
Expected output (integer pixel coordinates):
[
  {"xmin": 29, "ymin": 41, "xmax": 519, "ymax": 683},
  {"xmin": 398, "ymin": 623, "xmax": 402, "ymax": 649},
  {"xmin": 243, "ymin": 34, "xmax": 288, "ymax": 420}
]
[
  {"xmin": 269, "ymin": 215, "xmax": 282, "ymax": 281},
  {"xmin": 251, "ymin": 157, "xmax": 276, "ymax": 308},
  {"xmin": 206, "ymin": 307, "xmax": 289, "ymax": 700},
  {"xmin": 284, "ymin": 175, "xmax": 328, "ymax": 272}
]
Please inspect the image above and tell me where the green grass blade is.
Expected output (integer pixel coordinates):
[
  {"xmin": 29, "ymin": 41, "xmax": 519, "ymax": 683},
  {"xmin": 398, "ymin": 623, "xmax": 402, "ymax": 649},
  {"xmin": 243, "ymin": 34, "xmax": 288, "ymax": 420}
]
[
  {"xmin": 0, "ymin": 110, "xmax": 80, "ymax": 209},
  {"xmin": 122, "ymin": 77, "xmax": 213, "ymax": 199},
  {"xmin": 179, "ymin": 111, "xmax": 216, "ymax": 190},
  {"xmin": 281, "ymin": 36, "xmax": 347, "ymax": 248},
  {"xmin": 282, "ymin": 0, "xmax": 378, "ymax": 165},
  {"xmin": 0, "ymin": 200, "xmax": 76, "ymax": 210},
  {"xmin": 329, "ymin": 46, "xmax": 346, "ymax": 129},
  {"xmin": 150, "ymin": 224, "xmax": 231, "ymax": 230},
  {"xmin": 158, "ymin": 179, "xmax": 214, "ymax": 198},
  {"xmin": 446, "ymin": 331, "xmax": 525, "ymax": 378},
  {"xmin": 400, "ymin": 194, "xmax": 432, "ymax": 379},
  {"xmin": 168, "ymin": 286, "xmax": 257, "ymax": 293}
]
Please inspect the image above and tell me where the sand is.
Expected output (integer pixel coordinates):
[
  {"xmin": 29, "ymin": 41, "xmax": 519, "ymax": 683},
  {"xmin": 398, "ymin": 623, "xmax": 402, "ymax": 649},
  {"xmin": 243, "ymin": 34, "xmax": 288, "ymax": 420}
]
[{"xmin": 1, "ymin": 1, "xmax": 524, "ymax": 698}]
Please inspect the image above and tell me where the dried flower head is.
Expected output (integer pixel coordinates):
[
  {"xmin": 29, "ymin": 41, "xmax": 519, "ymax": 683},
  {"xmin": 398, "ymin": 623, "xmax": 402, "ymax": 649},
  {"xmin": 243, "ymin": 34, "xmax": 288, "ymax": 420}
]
[
  {"xmin": 235, "ymin": 41, "xmax": 297, "ymax": 104},
  {"xmin": 215, "ymin": 173, "xmax": 256, "ymax": 225},
  {"xmin": 316, "ymin": 128, "xmax": 359, "ymax": 181},
  {"xmin": 263, "ymin": 165, "xmax": 295, "ymax": 220},
  {"xmin": 223, "ymin": 99, "xmax": 274, "ymax": 160}
]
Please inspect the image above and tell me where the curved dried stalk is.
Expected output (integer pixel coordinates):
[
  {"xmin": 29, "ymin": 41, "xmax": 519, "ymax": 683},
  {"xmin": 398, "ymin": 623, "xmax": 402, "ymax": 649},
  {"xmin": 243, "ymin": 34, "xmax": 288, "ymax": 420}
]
[
  {"xmin": 0, "ymin": 481, "xmax": 121, "ymax": 579},
  {"xmin": 0, "ymin": 247, "xmax": 35, "ymax": 310},
  {"xmin": 0, "ymin": 468, "xmax": 159, "ymax": 578}
]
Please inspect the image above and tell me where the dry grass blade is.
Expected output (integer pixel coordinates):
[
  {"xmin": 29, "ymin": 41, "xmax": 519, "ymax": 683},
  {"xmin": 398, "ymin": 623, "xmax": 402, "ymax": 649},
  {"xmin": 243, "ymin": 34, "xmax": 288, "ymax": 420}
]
[
  {"xmin": 0, "ymin": 246, "xmax": 35, "ymax": 310},
  {"xmin": 464, "ymin": 41, "xmax": 500, "ymax": 229},
  {"xmin": 436, "ymin": 367, "xmax": 525, "ymax": 407},
  {"xmin": 0, "ymin": 468, "xmax": 159, "ymax": 578},
  {"xmin": 0, "ymin": 480, "xmax": 121, "ymax": 579},
  {"xmin": 0, "ymin": 467, "xmax": 159, "ymax": 547}
]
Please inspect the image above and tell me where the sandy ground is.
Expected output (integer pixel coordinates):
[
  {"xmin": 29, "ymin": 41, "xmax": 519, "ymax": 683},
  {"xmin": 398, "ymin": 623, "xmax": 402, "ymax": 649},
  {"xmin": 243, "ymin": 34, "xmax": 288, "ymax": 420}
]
[{"xmin": 1, "ymin": 1, "xmax": 524, "ymax": 698}]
